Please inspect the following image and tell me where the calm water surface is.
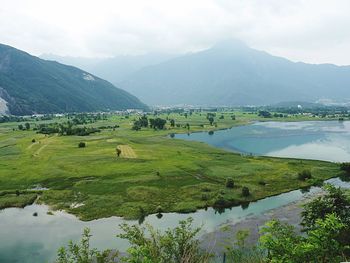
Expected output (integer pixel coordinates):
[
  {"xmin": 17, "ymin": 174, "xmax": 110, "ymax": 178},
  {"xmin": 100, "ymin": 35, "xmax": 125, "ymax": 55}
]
[
  {"xmin": 175, "ymin": 121, "xmax": 350, "ymax": 162},
  {"xmin": 2, "ymin": 121, "xmax": 350, "ymax": 262}
]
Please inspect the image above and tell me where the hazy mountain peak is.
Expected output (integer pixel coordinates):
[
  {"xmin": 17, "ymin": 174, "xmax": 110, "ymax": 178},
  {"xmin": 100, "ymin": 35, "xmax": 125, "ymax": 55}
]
[
  {"xmin": 120, "ymin": 41, "xmax": 350, "ymax": 106},
  {"xmin": 211, "ymin": 38, "xmax": 249, "ymax": 51}
]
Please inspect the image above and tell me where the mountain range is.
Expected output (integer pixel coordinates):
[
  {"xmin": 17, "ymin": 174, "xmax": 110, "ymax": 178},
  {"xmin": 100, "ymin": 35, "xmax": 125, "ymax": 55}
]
[
  {"xmin": 120, "ymin": 40, "xmax": 350, "ymax": 106},
  {"xmin": 0, "ymin": 44, "xmax": 147, "ymax": 115},
  {"xmin": 2, "ymin": 40, "xmax": 350, "ymax": 114}
]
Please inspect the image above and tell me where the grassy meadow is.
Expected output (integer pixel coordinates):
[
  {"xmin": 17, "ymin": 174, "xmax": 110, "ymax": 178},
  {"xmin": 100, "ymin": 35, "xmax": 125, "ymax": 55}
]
[{"xmin": 0, "ymin": 111, "xmax": 342, "ymax": 220}]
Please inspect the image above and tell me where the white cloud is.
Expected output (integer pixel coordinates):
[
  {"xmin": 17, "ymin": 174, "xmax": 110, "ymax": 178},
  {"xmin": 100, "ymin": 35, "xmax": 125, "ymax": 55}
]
[{"xmin": 0, "ymin": 0, "xmax": 349, "ymax": 64}]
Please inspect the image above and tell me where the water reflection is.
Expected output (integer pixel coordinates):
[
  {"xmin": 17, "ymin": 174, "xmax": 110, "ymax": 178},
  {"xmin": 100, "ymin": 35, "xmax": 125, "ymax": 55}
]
[
  {"xmin": 241, "ymin": 201, "xmax": 250, "ymax": 210},
  {"xmin": 174, "ymin": 121, "xmax": 350, "ymax": 162}
]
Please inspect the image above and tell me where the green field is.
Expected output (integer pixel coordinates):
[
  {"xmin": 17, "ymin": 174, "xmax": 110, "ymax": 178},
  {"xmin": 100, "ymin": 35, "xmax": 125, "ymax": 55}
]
[{"xmin": 0, "ymin": 111, "xmax": 342, "ymax": 220}]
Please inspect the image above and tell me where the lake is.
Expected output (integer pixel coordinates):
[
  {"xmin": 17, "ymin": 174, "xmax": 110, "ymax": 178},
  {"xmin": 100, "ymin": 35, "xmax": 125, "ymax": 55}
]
[
  {"xmin": 2, "ymin": 121, "xmax": 350, "ymax": 262},
  {"xmin": 174, "ymin": 121, "xmax": 350, "ymax": 162}
]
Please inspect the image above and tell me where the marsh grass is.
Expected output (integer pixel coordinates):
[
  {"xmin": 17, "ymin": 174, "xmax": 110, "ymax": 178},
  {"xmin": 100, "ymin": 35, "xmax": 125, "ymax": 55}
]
[{"xmin": 0, "ymin": 111, "xmax": 341, "ymax": 220}]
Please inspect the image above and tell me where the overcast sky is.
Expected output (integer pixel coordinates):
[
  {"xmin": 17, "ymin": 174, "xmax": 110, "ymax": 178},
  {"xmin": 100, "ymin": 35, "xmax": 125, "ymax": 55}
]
[{"xmin": 0, "ymin": 0, "xmax": 349, "ymax": 65}]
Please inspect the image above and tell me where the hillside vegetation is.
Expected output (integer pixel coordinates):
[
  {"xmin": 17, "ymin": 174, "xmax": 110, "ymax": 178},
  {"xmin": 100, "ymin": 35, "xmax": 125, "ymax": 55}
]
[{"xmin": 0, "ymin": 44, "xmax": 147, "ymax": 115}]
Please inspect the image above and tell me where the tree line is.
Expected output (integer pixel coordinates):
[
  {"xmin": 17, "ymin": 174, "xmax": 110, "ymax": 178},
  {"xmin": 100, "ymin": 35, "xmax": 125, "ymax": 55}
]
[{"xmin": 132, "ymin": 115, "xmax": 167, "ymax": 130}]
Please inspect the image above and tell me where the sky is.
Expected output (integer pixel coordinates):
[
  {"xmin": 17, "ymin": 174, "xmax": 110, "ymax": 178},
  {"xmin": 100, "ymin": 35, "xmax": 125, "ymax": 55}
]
[{"xmin": 0, "ymin": 0, "xmax": 350, "ymax": 65}]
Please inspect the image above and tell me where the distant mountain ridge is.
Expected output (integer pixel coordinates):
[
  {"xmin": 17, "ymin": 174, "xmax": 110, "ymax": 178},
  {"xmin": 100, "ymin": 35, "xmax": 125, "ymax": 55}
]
[
  {"xmin": 118, "ymin": 39, "xmax": 350, "ymax": 106},
  {"xmin": 0, "ymin": 44, "xmax": 147, "ymax": 115},
  {"xmin": 40, "ymin": 53, "xmax": 176, "ymax": 85}
]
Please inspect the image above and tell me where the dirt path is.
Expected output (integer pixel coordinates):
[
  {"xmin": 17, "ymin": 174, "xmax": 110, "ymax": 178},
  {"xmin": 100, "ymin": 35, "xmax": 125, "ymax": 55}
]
[
  {"xmin": 34, "ymin": 144, "xmax": 48, "ymax": 156},
  {"xmin": 26, "ymin": 142, "xmax": 38, "ymax": 150}
]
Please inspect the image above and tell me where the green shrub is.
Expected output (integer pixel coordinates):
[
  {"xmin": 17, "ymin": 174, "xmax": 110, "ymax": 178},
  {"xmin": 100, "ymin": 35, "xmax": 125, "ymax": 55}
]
[
  {"xmin": 340, "ymin": 162, "xmax": 350, "ymax": 174},
  {"xmin": 258, "ymin": 180, "xmax": 266, "ymax": 186},
  {"xmin": 298, "ymin": 170, "xmax": 312, "ymax": 180},
  {"xmin": 78, "ymin": 142, "xmax": 86, "ymax": 148},
  {"xmin": 214, "ymin": 194, "xmax": 226, "ymax": 207},
  {"xmin": 242, "ymin": 187, "xmax": 250, "ymax": 197},
  {"xmin": 118, "ymin": 218, "xmax": 210, "ymax": 263},
  {"xmin": 156, "ymin": 205, "xmax": 162, "ymax": 214},
  {"xmin": 225, "ymin": 177, "xmax": 234, "ymax": 188},
  {"xmin": 201, "ymin": 186, "xmax": 211, "ymax": 192},
  {"xmin": 201, "ymin": 194, "xmax": 209, "ymax": 201},
  {"xmin": 56, "ymin": 228, "xmax": 114, "ymax": 263}
]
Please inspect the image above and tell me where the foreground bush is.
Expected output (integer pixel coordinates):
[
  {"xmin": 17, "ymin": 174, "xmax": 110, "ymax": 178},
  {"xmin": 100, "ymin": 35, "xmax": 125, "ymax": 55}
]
[
  {"xmin": 118, "ymin": 218, "xmax": 210, "ymax": 263},
  {"xmin": 55, "ymin": 228, "xmax": 116, "ymax": 263},
  {"xmin": 260, "ymin": 213, "xmax": 346, "ymax": 263},
  {"xmin": 55, "ymin": 218, "xmax": 210, "ymax": 263},
  {"xmin": 260, "ymin": 184, "xmax": 350, "ymax": 262}
]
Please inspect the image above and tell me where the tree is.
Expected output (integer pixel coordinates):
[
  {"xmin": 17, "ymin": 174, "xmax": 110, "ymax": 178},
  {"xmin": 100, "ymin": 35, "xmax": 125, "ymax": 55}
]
[
  {"xmin": 258, "ymin": 110, "xmax": 272, "ymax": 118},
  {"xmin": 118, "ymin": 218, "xmax": 209, "ymax": 263},
  {"xmin": 132, "ymin": 121, "xmax": 141, "ymax": 131},
  {"xmin": 242, "ymin": 187, "xmax": 250, "ymax": 197},
  {"xmin": 304, "ymin": 214, "xmax": 346, "ymax": 262},
  {"xmin": 156, "ymin": 205, "xmax": 162, "ymax": 214},
  {"xmin": 78, "ymin": 142, "xmax": 86, "ymax": 148},
  {"xmin": 260, "ymin": 214, "xmax": 346, "ymax": 263},
  {"xmin": 149, "ymin": 118, "xmax": 166, "ymax": 130},
  {"xmin": 259, "ymin": 219, "xmax": 302, "ymax": 261},
  {"xmin": 206, "ymin": 113, "xmax": 216, "ymax": 125},
  {"xmin": 301, "ymin": 184, "xmax": 350, "ymax": 231},
  {"xmin": 259, "ymin": 185, "xmax": 350, "ymax": 262},
  {"xmin": 25, "ymin": 122, "xmax": 30, "ymax": 130},
  {"xmin": 170, "ymin": 119, "xmax": 175, "ymax": 127},
  {"xmin": 208, "ymin": 117, "xmax": 214, "ymax": 126},
  {"xmin": 340, "ymin": 162, "xmax": 350, "ymax": 174},
  {"xmin": 18, "ymin": 124, "xmax": 24, "ymax": 130},
  {"xmin": 138, "ymin": 115, "xmax": 148, "ymax": 127},
  {"xmin": 225, "ymin": 178, "xmax": 234, "ymax": 188},
  {"xmin": 116, "ymin": 148, "xmax": 122, "ymax": 157}
]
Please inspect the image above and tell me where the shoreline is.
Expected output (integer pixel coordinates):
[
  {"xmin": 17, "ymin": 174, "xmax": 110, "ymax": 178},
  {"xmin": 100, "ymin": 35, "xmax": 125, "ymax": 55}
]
[{"xmin": 200, "ymin": 190, "xmax": 325, "ymax": 254}]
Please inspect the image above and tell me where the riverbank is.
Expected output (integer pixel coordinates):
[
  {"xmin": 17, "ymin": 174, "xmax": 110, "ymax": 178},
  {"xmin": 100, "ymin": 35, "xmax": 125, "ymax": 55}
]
[{"xmin": 200, "ymin": 190, "xmax": 322, "ymax": 254}]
